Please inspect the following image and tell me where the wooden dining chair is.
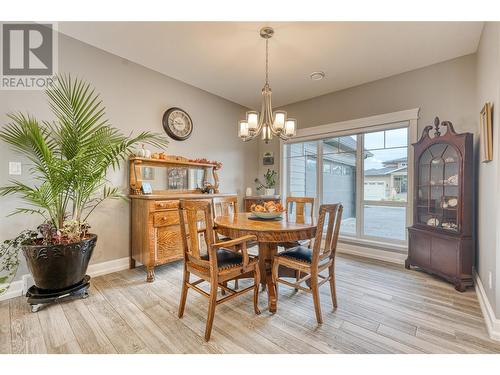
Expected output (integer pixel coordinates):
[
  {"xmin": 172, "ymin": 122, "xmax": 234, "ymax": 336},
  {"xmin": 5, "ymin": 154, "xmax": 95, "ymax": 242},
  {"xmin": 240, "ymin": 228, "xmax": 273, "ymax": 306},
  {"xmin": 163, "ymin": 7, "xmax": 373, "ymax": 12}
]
[
  {"xmin": 213, "ymin": 196, "xmax": 238, "ymax": 242},
  {"xmin": 178, "ymin": 199, "xmax": 261, "ymax": 341},
  {"xmin": 213, "ymin": 196, "xmax": 239, "ymax": 217},
  {"xmin": 213, "ymin": 194, "xmax": 258, "ymax": 247},
  {"xmin": 285, "ymin": 196, "xmax": 315, "ymax": 224},
  {"xmin": 272, "ymin": 203, "xmax": 343, "ymax": 324},
  {"xmin": 279, "ymin": 196, "xmax": 316, "ymax": 291}
]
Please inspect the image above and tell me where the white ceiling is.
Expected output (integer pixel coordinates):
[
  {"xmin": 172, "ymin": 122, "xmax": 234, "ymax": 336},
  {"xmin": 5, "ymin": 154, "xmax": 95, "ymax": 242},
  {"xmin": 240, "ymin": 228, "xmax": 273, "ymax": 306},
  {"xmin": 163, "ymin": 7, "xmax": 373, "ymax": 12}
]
[{"xmin": 59, "ymin": 22, "xmax": 484, "ymax": 108}]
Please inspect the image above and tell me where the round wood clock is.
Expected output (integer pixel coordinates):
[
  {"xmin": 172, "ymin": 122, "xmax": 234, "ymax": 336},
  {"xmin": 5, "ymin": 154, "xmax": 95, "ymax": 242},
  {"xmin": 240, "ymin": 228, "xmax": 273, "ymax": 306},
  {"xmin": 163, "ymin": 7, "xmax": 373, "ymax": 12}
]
[{"xmin": 162, "ymin": 107, "xmax": 193, "ymax": 141}]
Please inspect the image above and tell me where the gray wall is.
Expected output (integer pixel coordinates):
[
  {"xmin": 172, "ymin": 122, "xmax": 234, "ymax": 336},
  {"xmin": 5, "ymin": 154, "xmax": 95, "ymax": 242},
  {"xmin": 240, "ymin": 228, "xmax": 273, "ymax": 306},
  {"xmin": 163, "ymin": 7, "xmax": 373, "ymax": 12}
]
[
  {"xmin": 476, "ymin": 22, "xmax": 500, "ymax": 316},
  {"xmin": 262, "ymin": 43, "xmax": 500, "ymax": 315},
  {"xmin": 259, "ymin": 54, "xmax": 478, "ymax": 185},
  {"xmin": 0, "ymin": 33, "xmax": 258, "ymax": 281}
]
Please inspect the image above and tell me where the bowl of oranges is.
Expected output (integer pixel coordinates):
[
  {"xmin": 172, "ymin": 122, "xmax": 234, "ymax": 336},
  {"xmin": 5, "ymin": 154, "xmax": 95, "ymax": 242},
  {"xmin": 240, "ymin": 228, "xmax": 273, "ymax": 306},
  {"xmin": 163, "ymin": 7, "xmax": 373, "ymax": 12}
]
[{"xmin": 250, "ymin": 201, "xmax": 286, "ymax": 219}]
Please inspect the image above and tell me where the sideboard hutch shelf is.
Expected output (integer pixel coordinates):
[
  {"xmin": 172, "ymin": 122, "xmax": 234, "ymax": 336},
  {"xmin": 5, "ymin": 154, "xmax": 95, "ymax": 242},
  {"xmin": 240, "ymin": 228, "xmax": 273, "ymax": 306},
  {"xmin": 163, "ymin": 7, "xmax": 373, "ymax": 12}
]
[
  {"xmin": 406, "ymin": 117, "xmax": 474, "ymax": 292},
  {"xmin": 129, "ymin": 155, "xmax": 235, "ymax": 282}
]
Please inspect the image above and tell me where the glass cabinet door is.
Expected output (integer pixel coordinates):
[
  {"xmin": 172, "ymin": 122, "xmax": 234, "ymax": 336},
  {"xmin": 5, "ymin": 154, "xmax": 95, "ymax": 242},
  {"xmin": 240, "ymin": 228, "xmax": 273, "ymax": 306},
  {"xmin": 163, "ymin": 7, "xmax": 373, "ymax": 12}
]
[{"xmin": 417, "ymin": 143, "xmax": 459, "ymax": 232}]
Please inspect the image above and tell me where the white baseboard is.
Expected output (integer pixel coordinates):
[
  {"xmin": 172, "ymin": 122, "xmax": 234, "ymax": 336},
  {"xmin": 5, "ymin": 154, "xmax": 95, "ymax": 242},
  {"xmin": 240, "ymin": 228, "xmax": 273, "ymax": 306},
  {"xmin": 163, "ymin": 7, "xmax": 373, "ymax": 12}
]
[
  {"xmin": 0, "ymin": 279, "xmax": 25, "ymax": 302},
  {"xmin": 87, "ymin": 256, "xmax": 130, "ymax": 278},
  {"xmin": 337, "ymin": 242, "xmax": 406, "ymax": 265},
  {"xmin": 0, "ymin": 256, "xmax": 130, "ymax": 302},
  {"xmin": 474, "ymin": 270, "xmax": 500, "ymax": 341}
]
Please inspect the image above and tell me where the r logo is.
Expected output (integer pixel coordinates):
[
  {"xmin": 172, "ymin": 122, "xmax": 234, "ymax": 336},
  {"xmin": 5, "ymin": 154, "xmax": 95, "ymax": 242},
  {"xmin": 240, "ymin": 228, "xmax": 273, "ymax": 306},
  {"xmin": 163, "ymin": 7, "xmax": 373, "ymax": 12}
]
[{"xmin": 2, "ymin": 23, "xmax": 53, "ymax": 76}]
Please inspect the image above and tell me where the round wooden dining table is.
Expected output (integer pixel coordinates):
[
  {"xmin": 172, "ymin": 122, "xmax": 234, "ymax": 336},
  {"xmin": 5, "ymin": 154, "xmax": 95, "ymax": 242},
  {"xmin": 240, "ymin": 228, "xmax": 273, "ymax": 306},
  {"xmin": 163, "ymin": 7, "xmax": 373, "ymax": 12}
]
[{"xmin": 214, "ymin": 212, "xmax": 317, "ymax": 313}]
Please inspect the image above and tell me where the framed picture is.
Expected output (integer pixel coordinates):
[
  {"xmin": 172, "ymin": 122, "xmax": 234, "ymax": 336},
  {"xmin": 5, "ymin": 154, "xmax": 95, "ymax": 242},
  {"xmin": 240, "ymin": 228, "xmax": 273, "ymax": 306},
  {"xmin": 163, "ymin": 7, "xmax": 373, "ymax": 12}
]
[
  {"xmin": 141, "ymin": 182, "xmax": 153, "ymax": 195},
  {"xmin": 263, "ymin": 152, "xmax": 274, "ymax": 166},
  {"xmin": 142, "ymin": 166, "xmax": 155, "ymax": 180},
  {"xmin": 480, "ymin": 102, "xmax": 493, "ymax": 162}
]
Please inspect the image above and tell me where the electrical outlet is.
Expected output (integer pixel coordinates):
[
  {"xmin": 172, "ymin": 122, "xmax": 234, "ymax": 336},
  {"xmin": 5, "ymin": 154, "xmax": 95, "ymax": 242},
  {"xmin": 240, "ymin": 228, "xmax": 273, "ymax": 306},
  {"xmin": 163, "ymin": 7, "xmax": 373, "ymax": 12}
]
[
  {"xmin": 489, "ymin": 272, "xmax": 493, "ymax": 289},
  {"xmin": 8, "ymin": 161, "xmax": 22, "ymax": 175}
]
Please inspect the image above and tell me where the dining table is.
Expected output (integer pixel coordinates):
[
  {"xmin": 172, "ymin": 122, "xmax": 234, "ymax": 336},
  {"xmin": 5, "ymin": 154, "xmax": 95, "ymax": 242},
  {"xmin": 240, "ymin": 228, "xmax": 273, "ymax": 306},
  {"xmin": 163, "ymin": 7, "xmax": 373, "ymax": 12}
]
[{"xmin": 214, "ymin": 212, "xmax": 317, "ymax": 313}]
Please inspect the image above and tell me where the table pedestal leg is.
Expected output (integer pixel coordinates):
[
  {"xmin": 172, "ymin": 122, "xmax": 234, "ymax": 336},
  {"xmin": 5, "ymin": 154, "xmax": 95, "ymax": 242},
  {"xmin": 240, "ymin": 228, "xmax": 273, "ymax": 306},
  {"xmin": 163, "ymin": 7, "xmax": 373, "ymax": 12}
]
[{"xmin": 258, "ymin": 242, "xmax": 278, "ymax": 313}]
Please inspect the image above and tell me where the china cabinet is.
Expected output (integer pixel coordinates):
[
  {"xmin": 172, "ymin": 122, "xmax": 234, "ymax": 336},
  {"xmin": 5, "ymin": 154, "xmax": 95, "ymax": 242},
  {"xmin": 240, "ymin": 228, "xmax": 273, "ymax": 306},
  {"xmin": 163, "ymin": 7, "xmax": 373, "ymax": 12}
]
[{"xmin": 406, "ymin": 117, "xmax": 474, "ymax": 292}]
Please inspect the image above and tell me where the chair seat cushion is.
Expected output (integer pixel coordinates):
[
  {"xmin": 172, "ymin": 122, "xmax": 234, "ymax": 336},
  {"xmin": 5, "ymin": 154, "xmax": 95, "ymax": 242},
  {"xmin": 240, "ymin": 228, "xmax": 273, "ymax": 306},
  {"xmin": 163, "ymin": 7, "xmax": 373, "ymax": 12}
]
[
  {"xmin": 279, "ymin": 239, "xmax": 311, "ymax": 249},
  {"xmin": 278, "ymin": 245, "xmax": 313, "ymax": 263},
  {"xmin": 201, "ymin": 248, "xmax": 243, "ymax": 269},
  {"xmin": 217, "ymin": 234, "xmax": 232, "ymax": 242}
]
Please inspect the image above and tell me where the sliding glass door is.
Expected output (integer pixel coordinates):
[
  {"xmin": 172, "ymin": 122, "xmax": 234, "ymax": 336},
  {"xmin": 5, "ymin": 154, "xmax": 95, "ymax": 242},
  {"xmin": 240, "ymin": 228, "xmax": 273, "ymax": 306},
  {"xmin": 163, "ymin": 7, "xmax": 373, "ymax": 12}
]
[
  {"xmin": 362, "ymin": 127, "xmax": 408, "ymax": 241},
  {"xmin": 283, "ymin": 122, "xmax": 409, "ymax": 244},
  {"xmin": 321, "ymin": 136, "xmax": 357, "ymax": 235}
]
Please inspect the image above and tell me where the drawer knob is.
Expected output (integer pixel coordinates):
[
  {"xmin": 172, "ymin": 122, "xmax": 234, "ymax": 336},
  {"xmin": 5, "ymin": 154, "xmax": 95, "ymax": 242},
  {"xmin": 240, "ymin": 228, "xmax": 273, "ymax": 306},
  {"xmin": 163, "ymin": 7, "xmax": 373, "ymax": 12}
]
[
  {"xmin": 160, "ymin": 203, "xmax": 165, "ymax": 207},
  {"xmin": 162, "ymin": 216, "xmax": 167, "ymax": 220}
]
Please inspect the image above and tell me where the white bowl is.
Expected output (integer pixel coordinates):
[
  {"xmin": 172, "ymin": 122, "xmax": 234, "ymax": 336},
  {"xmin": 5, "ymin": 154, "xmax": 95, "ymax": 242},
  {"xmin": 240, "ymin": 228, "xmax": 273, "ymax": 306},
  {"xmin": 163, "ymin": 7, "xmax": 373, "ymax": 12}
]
[{"xmin": 251, "ymin": 211, "xmax": 283, "ymax": 219}]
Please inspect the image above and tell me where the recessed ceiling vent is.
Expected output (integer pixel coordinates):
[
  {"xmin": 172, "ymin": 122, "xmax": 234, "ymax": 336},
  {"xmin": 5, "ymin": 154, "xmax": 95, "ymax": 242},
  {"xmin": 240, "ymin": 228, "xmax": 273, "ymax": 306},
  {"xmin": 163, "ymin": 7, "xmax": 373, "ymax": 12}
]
[{"xmin": 310, "ymin": 71, "xmax": 326, "ymax": 81}]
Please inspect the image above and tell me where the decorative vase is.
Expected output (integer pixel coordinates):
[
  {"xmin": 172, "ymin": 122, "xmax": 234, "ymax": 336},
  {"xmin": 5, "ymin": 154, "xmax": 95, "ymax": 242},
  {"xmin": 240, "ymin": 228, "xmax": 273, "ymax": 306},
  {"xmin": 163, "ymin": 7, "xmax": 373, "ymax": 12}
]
[
  {"xmin": 137, "ymin": 145, "xmax": 146, "ymax": 157},
  {"xmin": 22, "ymin": 234, "xmax": 97, "ymax": 291},
  {"xmin": 265, "ymin": 188, "xmax": 275, "ymax": 196}
]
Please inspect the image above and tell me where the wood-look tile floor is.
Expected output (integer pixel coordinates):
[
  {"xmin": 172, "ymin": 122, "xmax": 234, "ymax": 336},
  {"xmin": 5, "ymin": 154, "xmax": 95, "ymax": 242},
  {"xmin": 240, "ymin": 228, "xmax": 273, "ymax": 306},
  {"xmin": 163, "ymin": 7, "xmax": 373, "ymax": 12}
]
[{"xmin": 2, "ymin": 254, "xmax": 500, "ymax": 354}]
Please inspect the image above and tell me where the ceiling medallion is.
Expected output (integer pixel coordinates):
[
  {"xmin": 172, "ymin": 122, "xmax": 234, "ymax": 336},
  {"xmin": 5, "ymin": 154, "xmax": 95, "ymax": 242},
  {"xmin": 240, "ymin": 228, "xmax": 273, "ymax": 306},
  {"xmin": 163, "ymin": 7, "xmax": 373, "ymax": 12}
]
[{"xmin": 238, "ymin": 27, "xmax": 297, "ymax": 144}]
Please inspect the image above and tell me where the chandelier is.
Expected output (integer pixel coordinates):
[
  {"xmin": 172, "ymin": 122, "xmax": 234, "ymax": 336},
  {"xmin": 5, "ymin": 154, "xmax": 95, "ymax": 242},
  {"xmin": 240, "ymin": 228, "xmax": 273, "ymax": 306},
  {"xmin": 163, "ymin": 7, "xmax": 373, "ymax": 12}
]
[{"xmin": 238, "ymin": 27, "xmax": 297, "ymax": 144}]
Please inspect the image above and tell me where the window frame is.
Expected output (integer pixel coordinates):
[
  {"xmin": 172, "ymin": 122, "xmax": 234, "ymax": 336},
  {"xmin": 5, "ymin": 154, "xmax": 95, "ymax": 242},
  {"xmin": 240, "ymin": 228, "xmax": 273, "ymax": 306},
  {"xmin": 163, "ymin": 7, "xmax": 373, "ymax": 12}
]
[{"xmin": 280, "ymin": 108, "xmax": 419, "ymax": 252}]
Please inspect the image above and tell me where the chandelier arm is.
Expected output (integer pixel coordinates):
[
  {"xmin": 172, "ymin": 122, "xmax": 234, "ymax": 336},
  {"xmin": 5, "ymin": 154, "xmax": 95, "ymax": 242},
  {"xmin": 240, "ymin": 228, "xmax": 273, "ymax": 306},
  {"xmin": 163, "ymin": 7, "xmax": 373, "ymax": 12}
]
[
  {"xmin": 254, "ymin": 93, "xmax": 266, "ymax": 135},
  {"xmin": 267, "ymin": 90, "xmax": 279, "ymax": 135}
]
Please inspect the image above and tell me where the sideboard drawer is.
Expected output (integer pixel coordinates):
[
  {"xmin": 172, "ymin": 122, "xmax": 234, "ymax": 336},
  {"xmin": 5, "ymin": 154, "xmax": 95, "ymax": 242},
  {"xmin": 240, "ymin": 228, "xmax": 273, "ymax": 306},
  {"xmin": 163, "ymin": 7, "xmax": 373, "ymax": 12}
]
[
  {"xmin": 154, "ymin": 200, "xmax": 179, "ymax": 210},
  {"xmin": 153, "ymin": 211, "xmax": 180, "ymax": 227}
]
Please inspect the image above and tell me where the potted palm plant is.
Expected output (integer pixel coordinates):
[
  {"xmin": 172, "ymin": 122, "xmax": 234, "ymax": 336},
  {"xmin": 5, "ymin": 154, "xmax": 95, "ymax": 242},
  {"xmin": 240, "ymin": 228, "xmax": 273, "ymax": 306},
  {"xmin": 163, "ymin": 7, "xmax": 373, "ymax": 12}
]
[{"xmin": 0, "ymin": 75, "xmax": 168, "ymax": 303}]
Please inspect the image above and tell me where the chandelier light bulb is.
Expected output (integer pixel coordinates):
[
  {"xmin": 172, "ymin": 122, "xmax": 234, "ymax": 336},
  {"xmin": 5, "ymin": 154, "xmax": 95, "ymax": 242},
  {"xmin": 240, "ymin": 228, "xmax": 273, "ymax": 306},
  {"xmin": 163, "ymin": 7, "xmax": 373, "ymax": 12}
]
[
  {"xmin": 239, "ymin": 120, "xmax": 249, "ymax": 138},
  {"xmin": 262, "ymin": 125, "xmax": 272, "ymax": 142},
  {"xmin": 246, "ymin": 111, "xmax": 259, "ymax": 131},
  {"xmin": 273, "ymin": 111, "xmax": 286, "ymax": 131},
  {"xmin": 285, "ymin": 119, "xmax": 297, "ymax": 137}
]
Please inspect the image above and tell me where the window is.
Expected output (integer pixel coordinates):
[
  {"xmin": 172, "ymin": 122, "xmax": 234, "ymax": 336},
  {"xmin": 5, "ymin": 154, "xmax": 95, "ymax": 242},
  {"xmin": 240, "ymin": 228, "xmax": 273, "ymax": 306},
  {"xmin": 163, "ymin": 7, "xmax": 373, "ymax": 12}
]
[
  {"xmin": 321, "ymin": 136, "xmax": 357, "ymax": 235},
  {"xmin": 284, "ymin": 121, "xmax": 411, "ymax": 244}
]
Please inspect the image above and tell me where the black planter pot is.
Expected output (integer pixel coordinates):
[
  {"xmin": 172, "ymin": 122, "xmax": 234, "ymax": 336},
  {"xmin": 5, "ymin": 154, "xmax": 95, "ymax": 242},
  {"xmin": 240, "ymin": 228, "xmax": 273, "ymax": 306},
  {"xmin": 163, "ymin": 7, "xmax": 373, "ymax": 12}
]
[{"xmin": 22, "ymin": 234, "xmax": 97, "ymax": 291}]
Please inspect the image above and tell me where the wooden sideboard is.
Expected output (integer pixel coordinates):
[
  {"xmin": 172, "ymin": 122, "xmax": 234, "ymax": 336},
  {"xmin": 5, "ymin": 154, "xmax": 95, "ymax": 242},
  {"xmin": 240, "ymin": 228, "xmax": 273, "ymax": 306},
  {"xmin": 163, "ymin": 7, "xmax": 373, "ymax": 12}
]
[
  {"xmin": 243, "ymin": 195, "xmax": 281, "ymax": 212},
  {"xmin": 130, "ymin": 193, "xmax": 237, "ymax": 282},
  {"xmin": 128, "ymin": 154, "xmax": 236, "ymax": 282}
]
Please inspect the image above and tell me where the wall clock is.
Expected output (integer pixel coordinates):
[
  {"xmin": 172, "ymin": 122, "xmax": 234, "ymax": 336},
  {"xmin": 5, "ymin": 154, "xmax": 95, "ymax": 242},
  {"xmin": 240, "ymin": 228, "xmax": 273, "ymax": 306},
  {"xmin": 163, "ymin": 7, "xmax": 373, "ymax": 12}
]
[{"xmin": 162, "ymin": 107, "xmax": 193, "ymax": 141}]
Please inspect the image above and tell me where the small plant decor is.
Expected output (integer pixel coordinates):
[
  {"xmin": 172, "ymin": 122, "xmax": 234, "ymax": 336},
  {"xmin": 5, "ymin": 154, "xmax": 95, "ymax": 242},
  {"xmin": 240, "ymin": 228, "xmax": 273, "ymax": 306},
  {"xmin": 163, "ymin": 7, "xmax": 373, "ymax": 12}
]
[{"xmin": 254, "ymin": 169, "xmax": 277, "ymax": 191}]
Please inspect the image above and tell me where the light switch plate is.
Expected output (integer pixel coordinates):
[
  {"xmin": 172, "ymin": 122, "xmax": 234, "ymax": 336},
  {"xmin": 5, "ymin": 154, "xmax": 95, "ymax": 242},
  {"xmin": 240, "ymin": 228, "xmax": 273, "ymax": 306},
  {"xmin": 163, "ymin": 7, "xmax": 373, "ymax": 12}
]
[{"xmin": 8, "ymin": 162, "xmax": 22, "ymax": 175}]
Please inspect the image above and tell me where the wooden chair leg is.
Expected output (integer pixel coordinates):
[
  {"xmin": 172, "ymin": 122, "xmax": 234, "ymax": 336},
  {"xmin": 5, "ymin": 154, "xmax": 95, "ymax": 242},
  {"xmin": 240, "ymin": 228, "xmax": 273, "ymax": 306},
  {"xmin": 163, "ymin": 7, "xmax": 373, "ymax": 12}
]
[
  {"xmin": 178, "ymin": 267, "xmax": 190, "ymax": 318},
  {"xmin": 329, "ymin": 264, "xmax": 337, "ymax": 309},
  {"xmin": 221, "ymin": 281, "xmax": 227, "ymax": 296},
  {"xmin": 253, "ymin": 266, "xmax": 261, "ymax": 315},
  {"xmin": 311, "ymin": 276, "xmax": 323, "ymax": 324},
  {"xmin": 205, "ymin": 278, "xmax": 218, "ymax": 341},
  {"xmin": 271, "ymin": 259, "xmax": 280, "ymax": 307},
  {"xmin": 295, "ymin": 270, "xmax": 300, "ymax": 292}
]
